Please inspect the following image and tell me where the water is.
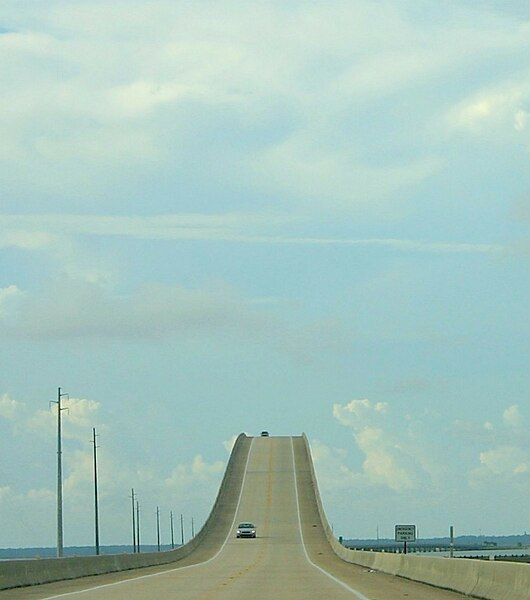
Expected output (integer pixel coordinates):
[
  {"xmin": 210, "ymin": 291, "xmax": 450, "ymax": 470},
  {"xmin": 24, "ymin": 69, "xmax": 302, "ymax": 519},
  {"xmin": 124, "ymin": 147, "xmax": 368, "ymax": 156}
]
[{"xmin": 418, "ymin": 549, "xmax": 529, "ymax": 559}]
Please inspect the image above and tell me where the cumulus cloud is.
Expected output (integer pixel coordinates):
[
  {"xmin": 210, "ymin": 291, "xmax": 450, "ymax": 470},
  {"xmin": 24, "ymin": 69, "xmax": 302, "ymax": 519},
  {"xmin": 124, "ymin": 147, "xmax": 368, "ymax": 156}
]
[
  {"xmin": 223, "ymin": 435, "xmax": 239, "ymax": 454},
  {"xmin": 27, "ymin": 397, "xmax": 100, "ymax": 441},
  {"xmin": 354, "ymin": 427, "xmax": 417, "ymax": 491},
  {"xmin": 0, "ymin": 387, "xmax": 231, "ymax": 545},
  {"xmin": 453, "ymin": 404, "xmax": 530, "ymax": 486},
  {"xmin": 503, "ymin": 404, "xmax": 523, "ymax": 428},
  {"xmin": 332, "ymin": 399, "xmax": 429, "ymax": 492},
  {"xmin": 454, "ymin": 404, "xmax": 526, "ymax": 443},
  {"xmin": 472, "ymin": 445, "xmax": 529, "ymax": 480},
  {"xmin": 333, "ymin": 399, "xmax": 389, "ymax": 429},
  {"xmin": 165, "ymin": 455, "xmax": 225, "ymax": 492},
  {"xmin": 180, "ymin": 454, "xmax": 223, "ymax": 478},
  {"xmin": 310, "ymin": 439, "xmax": 362, "ymax": 492},
  {"xmin": 0, "ymin": 393, "xmax": 24, "ymax": 420},
  {"xmin": 321, "ymin": 398, "xmax": 530, "ymax": 532}
]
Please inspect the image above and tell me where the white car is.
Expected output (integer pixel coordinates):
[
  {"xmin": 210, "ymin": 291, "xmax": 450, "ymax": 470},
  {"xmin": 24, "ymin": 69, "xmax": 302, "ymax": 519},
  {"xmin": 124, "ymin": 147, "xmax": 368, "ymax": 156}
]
[{"xmin": 236, "ymin": 522, "xmax": 256, "ymax": 538}]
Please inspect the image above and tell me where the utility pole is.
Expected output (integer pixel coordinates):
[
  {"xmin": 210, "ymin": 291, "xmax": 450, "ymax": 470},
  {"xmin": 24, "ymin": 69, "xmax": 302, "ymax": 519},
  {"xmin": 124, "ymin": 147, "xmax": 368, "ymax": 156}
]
[
  {"xmin": 51, "ymin": 387, "xmax": 68, "ymax": 558},
  {"xmin": 170, "ymin": 511, "xmax": 175, "ymax": 549},
  {"xmin": 136, "ymin": 500, "xmax": 141, "ymax": 552},
  {"xmin": 130, "ymin": 489, "xmax": 136, "ymax": 553},
  {"xmin": 156, "ymin": 506, "xmax": 161, "ymax": 552},
  {"xmin": 191, "ymin": 517, "xmax": 195, "ymax": 539},
  {"xmin": 180, "ymin": 513, "xmax": 184, "ymax": 545},
  {"xmin": 91, "ymin": 428, "xmax": 100, "ymax": 555}
]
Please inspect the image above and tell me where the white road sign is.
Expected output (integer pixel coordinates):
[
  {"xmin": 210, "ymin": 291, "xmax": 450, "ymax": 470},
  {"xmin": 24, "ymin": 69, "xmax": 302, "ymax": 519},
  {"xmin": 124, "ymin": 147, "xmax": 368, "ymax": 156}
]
[{"xmin": 395, "ymin": 525, "xmax": 416, "ymax": 542}]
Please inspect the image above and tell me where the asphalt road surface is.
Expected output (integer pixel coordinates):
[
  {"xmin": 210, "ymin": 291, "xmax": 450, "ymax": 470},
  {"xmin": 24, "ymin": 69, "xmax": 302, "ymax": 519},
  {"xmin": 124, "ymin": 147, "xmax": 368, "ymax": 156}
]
[{"xmin": 1, "ymin": 437, "xmax": 468, "ymax": 599}]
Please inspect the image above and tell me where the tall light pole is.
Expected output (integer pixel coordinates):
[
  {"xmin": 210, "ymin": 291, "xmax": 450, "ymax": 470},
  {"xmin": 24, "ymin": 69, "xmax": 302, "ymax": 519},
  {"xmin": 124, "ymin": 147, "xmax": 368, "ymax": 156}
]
[
  {"xmin": 91, "ymin": 428, "xmax": 100, "ymax": 555},
  {"xmin": 170, "ymin": 511, "xmax": 175, "ymax": 549},
  {"xmin": 136, "ymin": 500, "xmax": 141, "ymax": 553},
  {"xmin": 130, "ymin": 489, "xmax": 136, "ymax": 553},
  {"xmin": 156, "ymin": 506, "xmax": 161, "ymax": 552},
  {"xmin": 51, "ymin": 387, "xmax": 68, "ymax": 558},
  {"xmin": 180, "ymin": 513, "xmax": 184, "ymax": 545},
  {"xmin": 191, "ymin": 517, "xmax": 195, "ymax": 539}
]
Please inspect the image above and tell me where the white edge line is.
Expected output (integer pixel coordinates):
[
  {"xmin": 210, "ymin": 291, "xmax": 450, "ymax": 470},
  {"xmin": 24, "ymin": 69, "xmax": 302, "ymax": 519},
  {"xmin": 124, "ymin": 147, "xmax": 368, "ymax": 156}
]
[
  {"xmin": 40, "ymin": 437, "xmax": 255, "ymax": 599},
  {"xmin": 290, "ymin": 437, "xmax": 371, "ymax": 600}
]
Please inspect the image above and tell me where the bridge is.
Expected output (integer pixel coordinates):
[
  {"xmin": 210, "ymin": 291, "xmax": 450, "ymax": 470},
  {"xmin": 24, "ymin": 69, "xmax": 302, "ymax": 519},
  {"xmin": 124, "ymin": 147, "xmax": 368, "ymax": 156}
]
[{"xmin": 1, "ymin": 435, "xmax": 528, "ymax": 599}]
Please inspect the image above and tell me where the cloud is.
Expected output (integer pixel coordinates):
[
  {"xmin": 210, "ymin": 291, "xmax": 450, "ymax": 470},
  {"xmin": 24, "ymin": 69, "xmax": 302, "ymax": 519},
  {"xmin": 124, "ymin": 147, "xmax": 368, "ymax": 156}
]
[
  {"xmin": 333, "ymin": 399, "xmax": 389, "ymax": 430},
  {"xmin": 63, "ymin": 449, "xmax": 94, "ymax": 494},
  {"xmin": 503, "ymin": 404, "xmax": 523, "ymax": 428},
  {"xmin": 0, "ymin": 393, "xmax": 24, "ymax": 420},
  {"xmin": 0, "ymin": 485, "xmax": 12, "ymax": 501},
  {"xmin": 332, "ymin": 399, "xmax": 429, "ymax": 492},
  {"xmin": 248, "ymin": 134, "xmax": 442, "ymax": 210},
  {"xmin": 447, "ymin": 76, "xmax": 530, "ymax": 134},
  {"xmin": 26, "ymin": 488, "xmax": 55, "ymax": 502},
  {"xmin": 454, "ymin": 404, "xmax": 526, "ymax": 443},
  {"xmin": 0, "ymin": 387, "xmax": 231, "ymax": 544},
  {"xmin": 310, "ymin": 440, "xmax": 362, "ymax": 492},
  {"xmin": 165, "ymin": 455, "xmax": 225, "ymax": 491},
  {"xmin": 27, "ymin": 397, "xmax": 100, "ymax": 441},
  {"xmin": 223, "ymin": 435, "xmax": 239, "ymax": 454},
  {"xmin": 0, "ymin": 214, "xmax": 502, "ymax": 255},
  {"xmin": 453, "ymin": 404, "xmax": 530, "ymax": 485},
  {"xmin": 0, "ymin": 278, "xmax": 272, "ymax": 340},
  {"xmin": 472, "ymin": 446, "xmax": 529, "ymax": 479},
  {"xmin": 0, "ymin": 213, "xmax": 296, "ymax": 243},
  {"xmin": 354, "ymin": 427, "xmax": 417, "ymax": 491},
  {"xmin": 1, "ymin": 1, "xmax": 528, "ymax": 214},
  {"xmin": 0, "ymin": 230, "xmax": 54, "ymax": 249},
  {"xmin": 0, "ymin": 285, "xmax": 22, "ymax": 317}
]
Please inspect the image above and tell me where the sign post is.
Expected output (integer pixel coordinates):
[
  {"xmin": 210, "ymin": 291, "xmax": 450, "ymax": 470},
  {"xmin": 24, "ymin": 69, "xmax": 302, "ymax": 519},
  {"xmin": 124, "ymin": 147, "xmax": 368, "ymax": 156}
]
[{"xmin": 395, "ymin": 524, "xmax": 416, "ymax": 554}]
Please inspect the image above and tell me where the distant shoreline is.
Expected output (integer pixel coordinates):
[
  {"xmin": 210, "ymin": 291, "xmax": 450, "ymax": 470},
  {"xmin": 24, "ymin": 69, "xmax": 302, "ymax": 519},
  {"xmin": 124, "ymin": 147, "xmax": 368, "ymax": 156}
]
[{"xmin": 0, "ymin": 544, "xmax": 181, "ymax": 560}]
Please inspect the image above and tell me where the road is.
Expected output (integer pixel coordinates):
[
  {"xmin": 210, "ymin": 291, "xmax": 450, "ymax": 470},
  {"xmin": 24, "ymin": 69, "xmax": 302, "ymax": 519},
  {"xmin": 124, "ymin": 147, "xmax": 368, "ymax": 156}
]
[{"xmin": 1, "ymin": 437, "xmax": 468, "ymax": 599}]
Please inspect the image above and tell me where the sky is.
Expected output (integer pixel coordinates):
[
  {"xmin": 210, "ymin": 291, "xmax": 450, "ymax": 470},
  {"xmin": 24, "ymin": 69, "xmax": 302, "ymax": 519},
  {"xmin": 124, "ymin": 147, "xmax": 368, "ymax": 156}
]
[{"xmin": 0, "ymin": 0, "xmax": 529, "ymax": 548}]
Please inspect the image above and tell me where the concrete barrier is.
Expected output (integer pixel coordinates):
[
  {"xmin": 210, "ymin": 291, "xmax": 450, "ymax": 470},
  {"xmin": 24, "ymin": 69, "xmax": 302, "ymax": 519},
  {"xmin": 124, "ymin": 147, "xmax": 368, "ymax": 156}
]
[
  {"xmin": 301, "ymin": 433, "xmax": 530, "ymax": 600},
  {"xmin": 0, "ymin": 433, "xmax": 251, "ymax": 591}
]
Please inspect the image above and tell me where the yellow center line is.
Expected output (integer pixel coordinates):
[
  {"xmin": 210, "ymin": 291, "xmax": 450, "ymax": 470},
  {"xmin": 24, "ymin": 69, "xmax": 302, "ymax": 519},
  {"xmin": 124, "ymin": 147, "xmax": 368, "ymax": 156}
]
[{"xmin": 197, "ymin": 440, "xmax": 275, "ymax": 599}]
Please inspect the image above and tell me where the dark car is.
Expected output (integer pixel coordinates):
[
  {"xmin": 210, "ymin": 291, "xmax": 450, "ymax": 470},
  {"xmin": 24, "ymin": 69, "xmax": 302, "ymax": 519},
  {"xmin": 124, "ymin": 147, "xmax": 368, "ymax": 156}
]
[{"xmin": 261, "ymin": 431, "xmax": 269, "ymax": 437}]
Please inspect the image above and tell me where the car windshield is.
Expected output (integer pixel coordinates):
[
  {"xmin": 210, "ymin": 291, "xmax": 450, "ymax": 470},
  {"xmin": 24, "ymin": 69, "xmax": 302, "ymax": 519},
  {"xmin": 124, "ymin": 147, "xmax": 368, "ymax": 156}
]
[{"xmin": 238, "ymin": 523, "xmax": 255, "ymax": 528}]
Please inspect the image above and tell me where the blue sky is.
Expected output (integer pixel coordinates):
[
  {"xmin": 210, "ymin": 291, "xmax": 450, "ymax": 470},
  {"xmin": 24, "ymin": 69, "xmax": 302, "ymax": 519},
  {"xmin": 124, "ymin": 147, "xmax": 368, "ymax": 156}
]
[{"xmin": 0, "ymin": 0, "xmax": 529, "ymax": 547}]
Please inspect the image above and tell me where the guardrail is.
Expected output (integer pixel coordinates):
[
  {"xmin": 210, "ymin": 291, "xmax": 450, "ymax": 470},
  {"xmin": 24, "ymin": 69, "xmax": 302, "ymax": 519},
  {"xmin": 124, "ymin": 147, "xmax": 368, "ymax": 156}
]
[
  {"xmin": 0, "ymin": 433, "xmax": 250, "ymax": 591},
  {"xmin": 301, "ymin": 433, "xmax": 530, "ymax": 600}
]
